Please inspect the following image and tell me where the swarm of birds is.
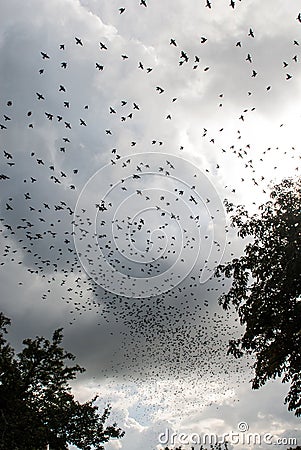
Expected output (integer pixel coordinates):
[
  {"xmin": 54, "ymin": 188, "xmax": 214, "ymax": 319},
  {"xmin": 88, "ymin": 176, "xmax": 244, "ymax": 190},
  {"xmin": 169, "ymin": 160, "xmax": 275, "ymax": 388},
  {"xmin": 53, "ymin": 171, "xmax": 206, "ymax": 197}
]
[{"xmin": 0, "ymin": 0, "xmax": 300, "ymax": 421}]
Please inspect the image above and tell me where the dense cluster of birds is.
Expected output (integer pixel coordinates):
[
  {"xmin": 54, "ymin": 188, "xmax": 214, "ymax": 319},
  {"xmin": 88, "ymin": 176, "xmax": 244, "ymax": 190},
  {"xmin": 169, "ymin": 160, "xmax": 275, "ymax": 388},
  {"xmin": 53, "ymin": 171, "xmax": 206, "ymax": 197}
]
[{"xmin": 0, "ymin": 1, "xmax": 300, "ymax": 420}]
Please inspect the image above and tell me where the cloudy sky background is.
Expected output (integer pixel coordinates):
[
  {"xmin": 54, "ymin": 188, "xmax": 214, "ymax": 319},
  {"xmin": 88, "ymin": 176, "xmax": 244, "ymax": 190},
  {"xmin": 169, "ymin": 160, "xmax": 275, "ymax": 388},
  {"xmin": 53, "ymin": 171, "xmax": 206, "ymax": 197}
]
[{"xmin": 0, "ymin": 0, "xmax": 300, "ymax": 449}]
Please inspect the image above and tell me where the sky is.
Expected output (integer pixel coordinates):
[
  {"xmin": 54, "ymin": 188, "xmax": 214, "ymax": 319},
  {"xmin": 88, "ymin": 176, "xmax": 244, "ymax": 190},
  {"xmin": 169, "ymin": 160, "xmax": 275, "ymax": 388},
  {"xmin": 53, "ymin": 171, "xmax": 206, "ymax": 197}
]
[{"xmin": 0, "ymin": 0, "xmax": 300, "ymax": 449}]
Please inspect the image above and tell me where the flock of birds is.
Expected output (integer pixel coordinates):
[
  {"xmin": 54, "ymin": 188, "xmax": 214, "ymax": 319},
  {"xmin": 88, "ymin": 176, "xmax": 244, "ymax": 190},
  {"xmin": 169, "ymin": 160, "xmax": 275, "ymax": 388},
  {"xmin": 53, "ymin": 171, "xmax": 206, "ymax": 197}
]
[{"xmin": 0, "ymin": 1, "xmax": 301, "ymax": 423}]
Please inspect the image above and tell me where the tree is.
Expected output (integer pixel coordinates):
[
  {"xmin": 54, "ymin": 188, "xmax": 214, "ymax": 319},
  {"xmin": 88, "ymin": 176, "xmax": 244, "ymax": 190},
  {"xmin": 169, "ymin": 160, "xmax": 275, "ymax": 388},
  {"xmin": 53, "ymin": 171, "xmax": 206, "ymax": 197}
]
[
  {"xmin": 0, "ymin": 313, "xmax": 124, "ymax": 449},
  {"xmin": 215, "ymin": 177, "xmax": 301, "ymax": 416}
]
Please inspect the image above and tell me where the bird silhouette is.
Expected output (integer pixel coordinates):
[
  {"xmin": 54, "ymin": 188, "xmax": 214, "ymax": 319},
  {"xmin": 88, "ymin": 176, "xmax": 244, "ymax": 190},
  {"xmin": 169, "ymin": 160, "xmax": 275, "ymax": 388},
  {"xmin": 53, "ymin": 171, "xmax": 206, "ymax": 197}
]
[
  {"xmin": 248, "ymin": 28, "xmax": 255, "ymax": 38},
  {"xmin": 36, "ymin": 92, "xmax": 45, "ymax": 100}
]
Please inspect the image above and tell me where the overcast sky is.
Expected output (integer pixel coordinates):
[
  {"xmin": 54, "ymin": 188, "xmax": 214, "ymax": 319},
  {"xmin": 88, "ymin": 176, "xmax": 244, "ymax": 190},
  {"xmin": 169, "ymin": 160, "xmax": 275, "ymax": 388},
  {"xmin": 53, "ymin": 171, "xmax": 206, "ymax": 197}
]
[{"xmin": 0, "ymin": 1, "xmax": 300, "ymax": 449}]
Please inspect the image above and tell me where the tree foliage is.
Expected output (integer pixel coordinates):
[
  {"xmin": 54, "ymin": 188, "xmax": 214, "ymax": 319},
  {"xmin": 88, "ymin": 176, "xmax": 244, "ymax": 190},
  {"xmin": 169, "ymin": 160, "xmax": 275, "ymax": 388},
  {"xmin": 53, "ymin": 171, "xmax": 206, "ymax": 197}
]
[
  {"xmin": 0, "ymin": 313, "xmax": 124, "ymax": 449},
  {"xmin": 215, "ymin": 177, "xmax": 301, "ymax": 416}
]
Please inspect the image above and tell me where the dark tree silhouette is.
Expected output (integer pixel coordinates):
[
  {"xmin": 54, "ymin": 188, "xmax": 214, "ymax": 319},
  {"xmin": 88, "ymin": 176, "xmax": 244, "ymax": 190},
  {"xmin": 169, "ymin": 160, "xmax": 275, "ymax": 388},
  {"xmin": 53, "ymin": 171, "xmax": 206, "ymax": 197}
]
[
  {"xmin": 215, "ymin": 177, "xmax": 301, "ymax": 416},
  {"xmin": 0, "ymin": 313, "xmax": 124, "ymax": 449}
]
